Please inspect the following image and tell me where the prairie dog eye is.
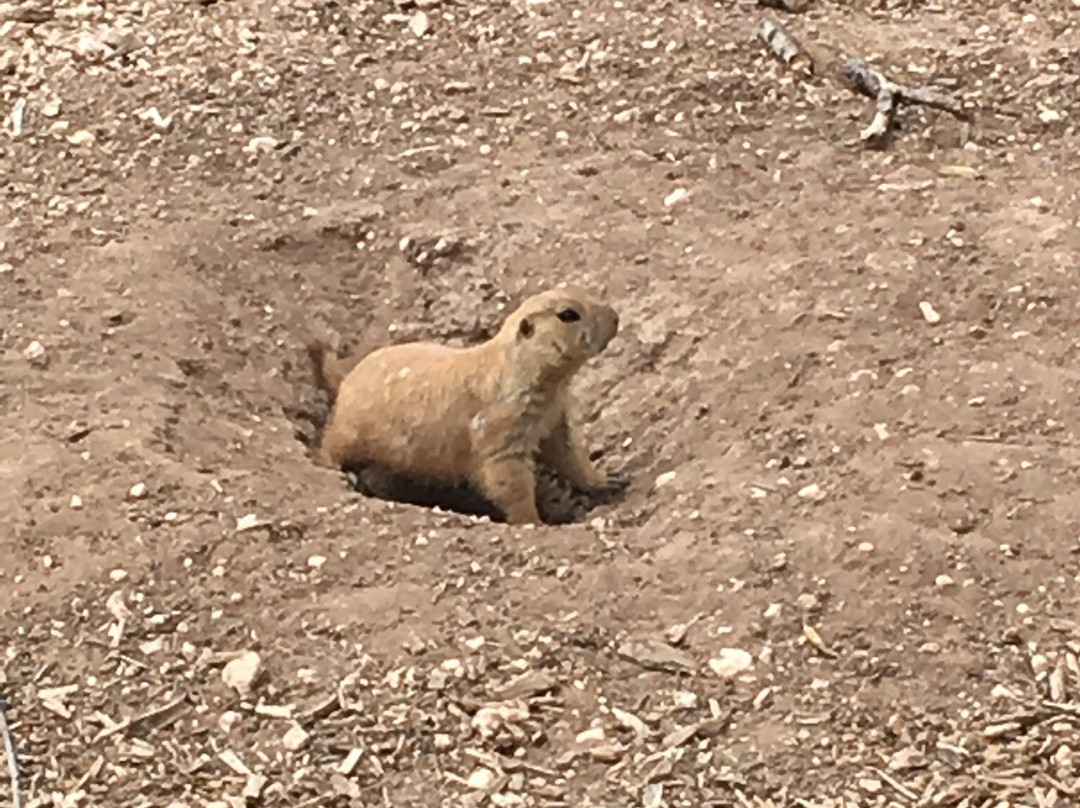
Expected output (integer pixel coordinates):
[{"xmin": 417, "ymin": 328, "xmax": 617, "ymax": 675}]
[{"xmin": 557, "ymin": 308, "xmax": 581, "ymax": 323}]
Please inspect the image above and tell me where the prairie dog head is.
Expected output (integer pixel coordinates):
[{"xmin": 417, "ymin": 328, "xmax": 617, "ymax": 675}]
[{"xmin": 496, "ymin": 287, "xmax": 619, "ymax": 382}]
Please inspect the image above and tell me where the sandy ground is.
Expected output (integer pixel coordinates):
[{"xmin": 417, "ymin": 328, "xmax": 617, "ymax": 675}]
[{"xmin": 2, "ymin": 0, "xmax": 1079, "ymax": 805}]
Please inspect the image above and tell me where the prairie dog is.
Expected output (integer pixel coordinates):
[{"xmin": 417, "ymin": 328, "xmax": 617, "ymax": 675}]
[{"xmin": 309, "ymin": 287, "xmax": 620, "ymax": 524}]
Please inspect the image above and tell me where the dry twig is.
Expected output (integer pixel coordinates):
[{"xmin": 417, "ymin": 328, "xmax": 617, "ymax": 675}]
[{"xmin": 843, "ymin": 58, "xmax": 969, "ymax": 145}]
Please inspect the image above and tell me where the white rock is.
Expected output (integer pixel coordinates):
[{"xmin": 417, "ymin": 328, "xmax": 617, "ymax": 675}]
[
  {"xmin": 307, "ymin": 555, "xmax": 327, "ymax": 569},
  {"xmin": 222, "ymin": 651, "xmax": 263, "ymax": 695},
  {"xmin": 23, "ymin": 340, "xmax": 47, "ymax": 366},
  {"xmin": 708, "ymin": 648, "xmax": 754, "ymax": 678},
  {"xmin": 918, "ymin": 301, "xmax": 942, "ymax": 324},
  {"xmin": 67, "ymin": 130, "xmax": 95, "ymax": 146},
  {"xmin": 218, "ymin": 710, "xmax": 241, "ymax": 733},
  {"xmin": 935, "ymin": 574, "xmax": 957, "ymax": 590},
  {"xmin": 575, "ymin": 726, "xmax": 606, "ymax": 744},
  {"xmin": 440, "ymin": 658, "xmax": 464, "ymax": 676},
  {"xmin": 654, "ymin": 471, "xmax": 677, "ymax": 487},
  {"xmin": 796, "ymin": 483, "xmax": 822, "ymax": 500},
  {"xmin": 672, "ymin": 690, "xmax": 697, "ymax": 709},
  {"xmin": 70, "ymin": 494, "xmax": 84, "ymax": 510},
  {"xmin": 282, "ymin": 723, "xmax": 310, "ymax": 751},
  {"xmin": 408, "ymin": 10, "xmax": 430, "ymax": 37},
  {"xmin": 663, "ymin": 187, "xmax": 690, "ymax": 207},
  {"xmin": 466, "ymin": 767, "xmax": 496, "ymax": 790},
  {"xmin": 859, "ymin": 777, "xmax": 883, "ymax": 793},
  {"xmin": 128, "ymin": 482, "xmax": 147, "ymax": 500},
  {"xmin": 1031, "ymin": 654, "xmax": 1050, "ymax": 676},
  {"xmin": 796, "ymin": 593, "xmax": 818, "ymax": 611},
  {"xmin": 434, "ymin": 733, "xmax": 454, "ymax": 750},
  {"xmin": 109, "ymin": 568, "xmax": 128, "ymax": 582}
]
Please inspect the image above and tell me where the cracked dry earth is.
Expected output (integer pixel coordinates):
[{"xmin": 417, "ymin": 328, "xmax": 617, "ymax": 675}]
[{"xmin": 2, "ymin": 0, "xmax": 1080, "ymax": 806}]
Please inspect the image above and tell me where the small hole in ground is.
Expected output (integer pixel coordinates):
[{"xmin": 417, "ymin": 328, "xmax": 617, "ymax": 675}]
[{"xmin": 338, "ymin": 462, "xmax": 626, "ymax": 526}]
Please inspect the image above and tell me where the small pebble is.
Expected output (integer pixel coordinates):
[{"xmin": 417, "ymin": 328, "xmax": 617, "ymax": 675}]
[
  {"xmin": 935, "ymin": 574, "xmax": 957, "ymax": 590},
  {"xmin": 408, "ymin": 10, "xmax": 430, "ymax": 37},
  {"xmin": 918, "ymin": 301, "xmax": 942, "ymax": 324},
  {"xmin": 654, "ymin": 471, "xmax": 677, "ymax": 487},
  {"xmin": 282, "ymin": 723, "xmax": 310, "ymax": 751},
  {"xmin": 575, "ymin": 727, "xmax": 606, "ymax": 744},
  {"xmin": 708, "ymin": 648, "xmax": 754, "ymax": 678},
  {"xmin": 466, "ymin": 768, "xmax": 495, "ymax": 790},
  {"xmin": 222, "ymin": 651, "xmax": 263, "ymax": 696},
  {"xmin": 859, "ymin": 777, "xmax": 883, "ymax": 793},
  {"xmin": 1031, "ymin": 654, "xmax": 1050, "ymax": 676},
  {"xmin": 663, "ymin": 187, "xmax": 690, "ymax": 207},
  {"xmin": 67, "ymin": 130, "xmax": 95, "ymax": 146},
  {"xmin": 23, "ymin": 340, "xmax": 47, "ymax": 366}
]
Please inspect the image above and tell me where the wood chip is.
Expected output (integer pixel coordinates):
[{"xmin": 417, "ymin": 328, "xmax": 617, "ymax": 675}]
[
  {"xmin": 756, "ymin": 17, "xmax": 813, "ymax": 76},
  {"xmin": 337, "ymin": 748, "xmax": 364, "ymax": 776},
  {"xmin": 219, "ymin": 749, "xmax": 253, "ymax": 776},
  {"xmin": 802, "ymin": 624, "xmax": 837, "ymax": 657},
  {"xmin": 617, "ymin": 638, "xmax": 695, "ymax": 674}
]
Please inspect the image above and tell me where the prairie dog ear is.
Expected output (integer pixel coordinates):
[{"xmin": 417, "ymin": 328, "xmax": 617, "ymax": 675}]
[{"xmin": 518, "ymin": 317, "xmax": 534, "ymax": 339}]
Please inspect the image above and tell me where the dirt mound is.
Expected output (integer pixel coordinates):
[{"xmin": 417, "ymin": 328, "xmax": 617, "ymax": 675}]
[{"xmin": 2, "ymin": 0, "xmax": 1079, "ymax": 806}]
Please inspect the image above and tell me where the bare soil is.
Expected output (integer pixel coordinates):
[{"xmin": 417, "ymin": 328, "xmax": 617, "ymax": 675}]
[{"xmin": 2, "ymin": 0, "xmax": 1079, "ymax": 806}]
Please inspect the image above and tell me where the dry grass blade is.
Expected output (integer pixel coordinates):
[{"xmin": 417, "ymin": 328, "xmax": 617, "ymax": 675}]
[{"xmin": 0, "ymin": 698, "xmax": 22, "ymax": 808}]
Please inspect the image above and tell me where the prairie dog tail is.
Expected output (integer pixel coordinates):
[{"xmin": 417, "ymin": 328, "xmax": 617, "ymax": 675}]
[{"xmin": 307, "ymin": 340, "xmax": 348, "ymax": 399}]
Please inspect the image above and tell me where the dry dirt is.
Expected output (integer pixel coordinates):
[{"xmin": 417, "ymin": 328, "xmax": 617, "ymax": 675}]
[{"xmin": 2, "ymin": 0, "xmax": 1080, "ymax": 806}]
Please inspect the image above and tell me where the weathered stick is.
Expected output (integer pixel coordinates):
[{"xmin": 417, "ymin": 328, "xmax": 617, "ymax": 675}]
[
  {"xmin": 758, "ymin": 0, "xmax": 811, "ymax": 11},
  {"xmin": 0, "ymin": 698, "xmax": 23, "ymax": 808},
  {"xmin": 756, "ymin": 18, "xmax": 813, "ymax": 76},
  {"xmin": 843, "ymin": 57, "xmax": 968, "ymax": 144}
]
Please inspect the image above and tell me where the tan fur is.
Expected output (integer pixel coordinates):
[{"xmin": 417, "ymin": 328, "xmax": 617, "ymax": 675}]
[{"xmin": 308, "ymin": 287, "xmax": 620, "ymax": 525}]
